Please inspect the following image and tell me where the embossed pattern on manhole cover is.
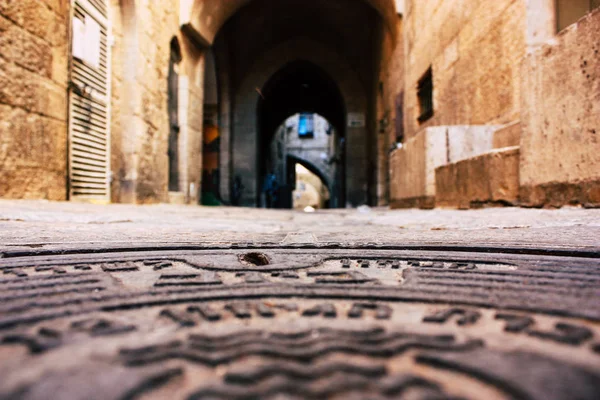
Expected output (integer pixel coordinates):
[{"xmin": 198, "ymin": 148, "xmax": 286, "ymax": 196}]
[{"xmin": 0, "ymin": 247, "xmax": 599, "ymax": 399}]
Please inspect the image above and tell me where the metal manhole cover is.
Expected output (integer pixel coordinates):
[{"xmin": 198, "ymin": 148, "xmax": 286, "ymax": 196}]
[{"xmin": 0, "ymin": 246, "xmax": 599, "ymax": 399}]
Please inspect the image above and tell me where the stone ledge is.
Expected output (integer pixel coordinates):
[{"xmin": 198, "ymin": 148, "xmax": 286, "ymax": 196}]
[
  {"xmin": 520, "ymin": 180, "xmax": 600, "ymax": 209},
  {"xmin": 390, "ymin": 196, "xmax": 435, "ymax": 210},
  {"xmin": 435, "ymin": 147, "xmax": 520, "ymax": 209}
]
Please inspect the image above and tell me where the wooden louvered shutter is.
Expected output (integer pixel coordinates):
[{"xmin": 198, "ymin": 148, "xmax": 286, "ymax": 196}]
[{"xmin": 69, "ymin": 0, "xmax": 111, "ymax": 202}]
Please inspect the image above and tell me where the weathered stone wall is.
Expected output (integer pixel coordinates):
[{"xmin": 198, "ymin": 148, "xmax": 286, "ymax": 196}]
[
  {"xmin": 493, "ymin": 121, "xmax": 521, "ymax": 149},
  {"xmin": 0, "ymin": 0, "xmax": 69, "ymax": 200},
  {"xmin": 520, "ymin": 9, "xmax": 600, "ymax": 207},
  {"xmin": 403, "ymin": 0, "xmax": 526, "ymax": 139},
  {"xmin": 109, "ymin": 0, "xmax": 130, "ymax": 203},
  {"xmin": 376, "ymin": 15, "xmax": 404, "ymax": 205},
  {"xmin": 110, "ymin": 0, "xmax": 204, "ymax": 205},
  {"xmin": 110, "ymin": 0, "xmax": 181, "ymax": 204},
  {"xmin": 436, "ymin": 147, "xmax": 520, "ymax": 209},
  {"xmin": 389, "ymin": 125, "xmax": 508, "ymax": 208},
  {"xmin": 389, "ymin": 0, "xmax": 527, "ymax": 209},
  {"xmin": 389, "ymin": 127, "xmax": 446, "ymax": 209}
]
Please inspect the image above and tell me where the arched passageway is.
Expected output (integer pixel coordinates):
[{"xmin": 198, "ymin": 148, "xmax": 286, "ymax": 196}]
[
  {"xmin": 266, "ymin": 112, "xmax": 343, "ymax": 209},
  {"xmin": 257, "ymin": 62, "xmax": 345, "ymax": 209},
  {"xmin": 257, "ymin": 61, "xmax": 345, "ymax": 148},
  {"xmin": 196, "ymin": 0, "xmax": 395, "ymax": 208}
]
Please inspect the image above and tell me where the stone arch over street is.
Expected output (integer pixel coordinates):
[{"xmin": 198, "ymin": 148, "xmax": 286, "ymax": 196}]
[
  {"xmin": 183, "ymin": 0, "xmax": 400, "ymax": 46},
  {"xmin": 202, "ymin": 0, "xmax": 389, "ymax": 207},
  {"xmin": 226, "ymin": 38, "xmax": 369, "ymax": 207},
  {"xmin": 287, "ymin": 154, "xmax": 334, "ymax": 209},
  {"xmin": 256, "ymin": 60, "xmax": 345, "ymax": 209}
]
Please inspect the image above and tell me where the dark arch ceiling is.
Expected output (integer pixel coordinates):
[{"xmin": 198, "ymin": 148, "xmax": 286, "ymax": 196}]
[
  {"xmin": 214, "ymin": 0, "xmax": 383, "ymax": 92},
  {"xmin": 257, "ymin": 60, "xmax": 346, "ymax": 144},
  {"xmin": 188, "ymin": 0, "xmax": 399, "ymax": 45}
]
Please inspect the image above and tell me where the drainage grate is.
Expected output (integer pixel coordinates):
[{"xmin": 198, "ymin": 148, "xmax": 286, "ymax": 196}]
[{"xmin": 0, "ymin": 247, "xmax": 599, "ymax": 399}]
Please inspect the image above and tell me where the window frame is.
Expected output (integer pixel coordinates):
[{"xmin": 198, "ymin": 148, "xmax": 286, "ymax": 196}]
[{"xmin": 417, "ymin": 67, "xmax": 434, "ymax": 124}]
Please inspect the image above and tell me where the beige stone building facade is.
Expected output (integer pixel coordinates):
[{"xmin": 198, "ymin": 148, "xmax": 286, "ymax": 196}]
[
  {"xmin": 1, "ymin": 0, "xmax": 69, "ymax": 200},
  {"xmin": 388, "ymin": 0, "xmax": 600, "ymax": 209},
  {"xmin": 1, "ymin": 0, "xmax": 598, "ymax": 208},
  {"xmin": 1, "ymin": 0, "xmax": 206, "ymax": 205}
]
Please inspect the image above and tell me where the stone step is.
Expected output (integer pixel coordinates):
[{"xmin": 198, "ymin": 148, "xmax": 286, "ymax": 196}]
[{"xmin": 435, "ymin": 146, "xmax": 520, "ymax": 209}]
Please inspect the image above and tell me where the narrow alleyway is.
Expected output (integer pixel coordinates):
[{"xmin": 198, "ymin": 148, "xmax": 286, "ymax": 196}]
[{"xmin": 1, "ymin": 0, "xmax": 600, "ymax": 397}]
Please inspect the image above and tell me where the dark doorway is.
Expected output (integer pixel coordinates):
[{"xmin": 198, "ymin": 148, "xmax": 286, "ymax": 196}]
[
  {"xmin": 201, "ymin": 49, "xmax": 221, "ymax": 205},
  {"xmin": 167, "ymin": 37, "xmax": 182, "ymax": 192}
]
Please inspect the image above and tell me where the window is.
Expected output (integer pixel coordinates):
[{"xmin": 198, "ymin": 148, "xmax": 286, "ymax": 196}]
[
  {"xmin": 417, "ymin": 67, "xmax": 433, "ymax": 123},
  {"xmin": 556, "ymin": 0, "xmax": 600, "ymax": 32},
  {"xmin": 395, "ymin": 92, "xmax": 404, "ymax": 143},
  {"xmin": 298, "ymin": 113, "xmax": 314, "ymax": 138}
]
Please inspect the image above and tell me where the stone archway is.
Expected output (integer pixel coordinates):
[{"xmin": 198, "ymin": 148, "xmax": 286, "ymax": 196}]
[
  {"xmin": 183, "ymin": 0, "xmax": 400, "ymax": 46},
  {"xmin": 256, "ymin": 61, "xmax": 345, "ymax": 209},
  {"xmin": 229, "ymin": 39, "xmax": 367, "ymax": 207},
  {"xmin": 193, "ymin": 0, "xmax": 398, "ymax": 207}
]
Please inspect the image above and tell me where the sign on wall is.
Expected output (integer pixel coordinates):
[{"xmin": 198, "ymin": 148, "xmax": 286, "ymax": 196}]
[{"xmin": 347, "ymin": 112, "xmax": 366, "ymax": 128}]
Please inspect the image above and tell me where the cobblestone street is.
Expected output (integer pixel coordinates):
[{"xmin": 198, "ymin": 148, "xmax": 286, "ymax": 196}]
[
  {"xmin": 1, "ymin": 202, "xmax": 600, "ymax": 399},
  {"xmin": 1, "ymin": 200, "xmax": 599, "ymax": 252}
]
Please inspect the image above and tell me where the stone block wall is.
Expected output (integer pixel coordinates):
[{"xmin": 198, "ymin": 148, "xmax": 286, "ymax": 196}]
[
  {"xmin": 520, "ymin": 9, "xmax": 600, "ymax": 207},
  {"xmin": 133, "ymin": 2, "xmax": 176, "ymax": 203},
  {"xmin": 445, "ymin": 126, "xmax": 500, "ymax": 163},
  {"xmin": 390, "ymin": 0, "xmax": 527, "ymax": 209},
  {"xmin": 376, "ymin": 15, "xmax": 404, "ymax": 205},
  {"xmin": 111, "ymin": 0, "xmax": 181, "ymax": 204},
  {"xmin": 436, "ymin": 147, "xmax": 520, "ymax": 209},
  {"xmin": 0, "ymin": 0, "xmax": 69, "ymax": 200},
  {"xmin": 403, "ymin": 0, "xmax": 526, "ymax": 139},
  {"xmin": 110, "ymin": 0, "xmax": 203, "ymax": 204},
  {"xmin": 389, "ymin": 125, "xmax": 509, "ymax": 208},
  {"xmin": 389, "ymin": 127, "xmax": 446, "ymax": 208}
]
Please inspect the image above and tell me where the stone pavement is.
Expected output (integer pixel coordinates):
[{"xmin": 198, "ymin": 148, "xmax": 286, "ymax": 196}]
[
  {"xmin": 1, "ymin": 200, "xmax": 600, "ymax": 399},
  {"xmin": 0, "ymin": 200, "xmax": 599, "ymax": 253}
]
